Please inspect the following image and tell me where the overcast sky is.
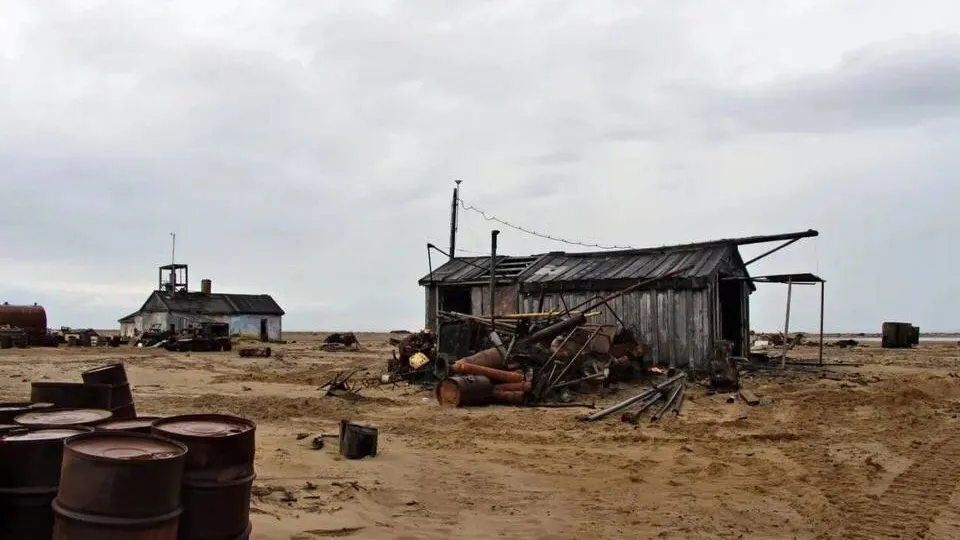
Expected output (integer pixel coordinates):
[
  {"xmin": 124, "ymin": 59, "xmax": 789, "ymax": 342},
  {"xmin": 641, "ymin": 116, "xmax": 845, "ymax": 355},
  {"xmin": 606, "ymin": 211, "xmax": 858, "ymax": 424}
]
[{"xmin": 0, "ymin": 1, "xmax": 958, "ymax": 332}]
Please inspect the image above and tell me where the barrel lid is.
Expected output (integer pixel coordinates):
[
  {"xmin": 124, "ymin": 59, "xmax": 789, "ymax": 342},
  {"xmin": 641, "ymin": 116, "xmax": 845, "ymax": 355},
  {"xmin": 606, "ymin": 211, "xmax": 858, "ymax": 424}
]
[
  {"xmin": 15, "ymin": 409, "xmax": 112, "ymax": 426},
  {"xmin": 0, "ymin": 402, "xmax": 52, "ymax": 412},
  {"xmin": 2, "ymin": 427, "xmax": 89, "ymax": 441},
  {"xmin": 98, "ymin": 417, "xmax": 160, "ymax": 431},
  {"xmin": 67, "ymin": 433, "xmax": 186, "ymax": 460},
  {"xmin": 154, "ymin": 415, "xmax": 254, "ymax": 437}
]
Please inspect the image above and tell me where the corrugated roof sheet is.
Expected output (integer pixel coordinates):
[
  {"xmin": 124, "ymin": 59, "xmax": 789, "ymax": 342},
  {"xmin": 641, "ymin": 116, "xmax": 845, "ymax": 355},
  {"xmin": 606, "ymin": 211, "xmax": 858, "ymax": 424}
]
[
  {"xmin": 150, "ymin": 292, "xmax": 285, "ymax": 316},
  {"xmin": 523, "ymin": 245, "xmax": 736, "ymax": 285},
  {"xmin": 420, "ymin": 255, "xmax": 543, "ymax": 285},
  {"xmin": 419, "ymin": 244, "xmax": 748, "ymax": 286}
]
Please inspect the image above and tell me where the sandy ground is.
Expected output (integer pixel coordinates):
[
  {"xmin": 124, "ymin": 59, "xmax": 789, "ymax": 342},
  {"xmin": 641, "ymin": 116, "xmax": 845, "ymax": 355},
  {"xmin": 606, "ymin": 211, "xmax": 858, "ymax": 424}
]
[{"xmin": 2, "ymin": 333, "xmax": 960, "ymax": 539}]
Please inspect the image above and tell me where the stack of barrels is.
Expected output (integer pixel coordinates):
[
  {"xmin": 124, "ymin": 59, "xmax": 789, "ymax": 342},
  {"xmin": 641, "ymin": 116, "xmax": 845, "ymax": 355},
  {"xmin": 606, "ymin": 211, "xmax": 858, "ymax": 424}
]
[
  {"xmin": 28, "ymin": 363, "xmax": 136, "ymax": 419},
  {"xmin": 0, "ymin": 409, "xmax": 257, "ymax": 539},
  {"xmin": 152, "ymin": 415, "xmax": 256, "ymax": 540}
]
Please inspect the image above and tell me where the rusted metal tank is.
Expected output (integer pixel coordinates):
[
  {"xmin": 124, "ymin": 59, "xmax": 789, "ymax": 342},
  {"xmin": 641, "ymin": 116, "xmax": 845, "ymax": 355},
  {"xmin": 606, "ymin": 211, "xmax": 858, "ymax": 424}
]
[
  {"xmin": 0, "ymin": 426, "xmax": 94, "ymax": 540},
  {"xmin": 53, "ymin": 431, "xmax": 187, "ymax": 540},
  {"xmin": 0, "ymin": 401, "xmax": 54, "ymax": 424},
  {"xmin": 15, "ymin": 409, "xmax": 112, "ymax": 428},
  {"xmin": 436, "ymin": 375, "xmax": 493, "ymax": 407},
  {"xmin": 152, "ymin": 414, "xmax": 256, "ymax": 540},
  {"xmin": 31, "ymin": 382, "xmax": 113, "ymax": 410},
  {"xmin": 82, "ymin": 363, "xmax": 137, "ymax": 419},
  {"xmin": 0, "ymin": 303, "xmax": 47, "ymax": 338},
  {"xmin": 96, "ymin": 416, "xmax": 162, "ymax": 435}
]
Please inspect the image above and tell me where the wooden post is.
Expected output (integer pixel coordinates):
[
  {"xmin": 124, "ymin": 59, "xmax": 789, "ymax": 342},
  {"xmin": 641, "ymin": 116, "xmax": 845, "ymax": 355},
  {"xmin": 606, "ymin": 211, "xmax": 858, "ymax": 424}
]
[
  {"xmin": 781, "ymin": 277, "xmax": 793, "ymax": 368},
  {"xmin": 819, "ymin": 281, "xmax": 825, "ymax": 366}
]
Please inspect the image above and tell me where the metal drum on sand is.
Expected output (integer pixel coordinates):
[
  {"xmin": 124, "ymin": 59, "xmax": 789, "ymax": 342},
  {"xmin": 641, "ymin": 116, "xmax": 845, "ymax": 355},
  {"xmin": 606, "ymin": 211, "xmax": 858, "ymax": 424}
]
[
  {"xmin": 152, "ymin": 414, "xmax": 256, "ymax": 540},
  {"xmin": 53, "ymin": 431, "xmax": 187, "ymax": 540},
  {"xmin": 0, "ymin": 426, "xmax": 93, "ymax": 540},
  {"xmin": 82, "ymin": 364, "xmax": 136, "ymax": 419},
  {"xmin": 31, "ymin": 382, "xmax": 113, "ymax": 410},
  {"xmin": 436, "ymin": 375, "xmax": 493, "ymax": 407}
]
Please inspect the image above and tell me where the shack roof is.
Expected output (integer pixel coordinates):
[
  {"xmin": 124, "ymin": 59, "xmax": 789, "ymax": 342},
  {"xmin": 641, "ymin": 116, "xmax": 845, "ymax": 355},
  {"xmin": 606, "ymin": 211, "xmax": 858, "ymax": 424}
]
[
  {"xmin": 419, "ymin": 243, "xmax": 750, "ymax": 291},
  {"xmin": 120, "ymin": 291, "xmax": 285, "ymax": 322}
]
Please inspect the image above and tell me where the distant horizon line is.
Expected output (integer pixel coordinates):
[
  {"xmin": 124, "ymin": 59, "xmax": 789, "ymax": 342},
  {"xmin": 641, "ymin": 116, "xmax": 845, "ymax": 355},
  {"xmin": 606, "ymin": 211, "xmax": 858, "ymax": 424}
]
[{"xmin": 85, "ymin": 328, "xmax": 960, "ymax": 336}]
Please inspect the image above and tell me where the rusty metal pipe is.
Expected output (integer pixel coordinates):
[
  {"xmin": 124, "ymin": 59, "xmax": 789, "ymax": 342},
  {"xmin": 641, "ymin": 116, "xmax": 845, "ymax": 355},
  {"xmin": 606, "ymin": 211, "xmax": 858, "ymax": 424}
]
[
  {"xmin": 583, "ymin": 372, "xmax": 686, "ymax": 421},
  {"xmin": 671, "ymin": 387, "xmax": 685, "ymax": 415},
  {"xmin": 620, "ymin": 391, "xmax": 663, "ymax": 424},
  {"xmin": 651, "ymin": 382, "xmax": 684, "ymax": 422},
  {"xmin": 452, "ymin": 361, "xmax": 524, "ymax": 384},
  {"xmin": 547, "ymin": 327, "xmax": 602, "ymax": 389},
  {"xmin": 489, "ymin": 230, "xmax": 499, "ymax": 330}
]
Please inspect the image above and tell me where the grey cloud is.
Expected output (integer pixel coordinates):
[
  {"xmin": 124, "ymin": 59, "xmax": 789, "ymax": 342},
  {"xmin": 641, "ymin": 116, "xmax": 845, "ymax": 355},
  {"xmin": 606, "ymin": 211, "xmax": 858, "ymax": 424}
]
[
  {"xmin": 0, "ymin": 1, "xmax": 958, "ymax": 332},
  {"xmin": 696, "ymin": 34, "xmax": 960, "ymax": 133}
]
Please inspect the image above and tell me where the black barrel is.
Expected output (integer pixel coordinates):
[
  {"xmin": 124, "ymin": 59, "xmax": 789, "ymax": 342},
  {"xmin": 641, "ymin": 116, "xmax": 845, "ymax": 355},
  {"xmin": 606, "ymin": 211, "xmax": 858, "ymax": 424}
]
[
  {"xmin": 0, "ymin": 426, "xmax": 94, "ymax": 540},
  {"xmin": 0, "ymin": 401, "xmax": 54, "ymax": 424},
  {"xmin": 82, "ymin": 363, "xmax": 136, "ymax": 419},
  {"xmin": 15, "ymin": 409, "xmax": 113, "ymax": 428},
  {"xmin": 152, "ymin": 415, "xmax": 256, "ymax": 540},
  {"xmin": 96, "ymin": 417, "xmax": 162, "ymax": 435},
  {"xmin": 31, "ymin": 383, "xmax": 113, "ymax": 410},
  {"xmin": 53, "ymin": 431, "xmax": 187, "ymax": 540}
]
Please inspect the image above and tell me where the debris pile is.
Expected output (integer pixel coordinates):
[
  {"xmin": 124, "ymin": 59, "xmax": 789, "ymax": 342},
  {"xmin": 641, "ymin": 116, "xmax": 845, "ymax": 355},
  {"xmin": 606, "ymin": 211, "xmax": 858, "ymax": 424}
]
[
  {"xmin": 161, "ymin": 322, "xmax": 232, "ymax": 352},
  {"xmin": 386, "ymin": 330, "xmax": 437, "ymax": 381},
  {"xmin": 238, "ymin": 346, "xmax": 272, "ymax": 358},
  {"xmin": 320, "ymin": 332, "xmax": 361, "ymax": 351},
  {"xmin": 401, "ymin": 269, "xmax": 698, "ymax": 408}
]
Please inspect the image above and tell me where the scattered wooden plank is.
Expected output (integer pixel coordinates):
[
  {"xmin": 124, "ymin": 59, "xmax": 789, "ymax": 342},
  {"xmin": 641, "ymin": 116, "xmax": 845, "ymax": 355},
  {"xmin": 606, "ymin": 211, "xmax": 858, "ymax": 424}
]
[{"xmin": 740, "ymin": 388, "xmax": 761, "ymax": 406}]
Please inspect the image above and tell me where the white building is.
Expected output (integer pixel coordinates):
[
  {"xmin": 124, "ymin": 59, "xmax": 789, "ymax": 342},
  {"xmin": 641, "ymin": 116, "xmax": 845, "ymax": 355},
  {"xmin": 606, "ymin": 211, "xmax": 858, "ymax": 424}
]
[{"xmin": 119, "ymin": 264, "xmax": 284, "ymax": 341}]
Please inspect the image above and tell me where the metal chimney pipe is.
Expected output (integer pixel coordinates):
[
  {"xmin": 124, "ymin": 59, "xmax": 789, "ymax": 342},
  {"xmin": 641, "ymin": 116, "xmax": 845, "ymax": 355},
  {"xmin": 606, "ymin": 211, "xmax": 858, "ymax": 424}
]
[{"xmin": 489, "ymin": 230, "xmax": 500, "ymax": 331}]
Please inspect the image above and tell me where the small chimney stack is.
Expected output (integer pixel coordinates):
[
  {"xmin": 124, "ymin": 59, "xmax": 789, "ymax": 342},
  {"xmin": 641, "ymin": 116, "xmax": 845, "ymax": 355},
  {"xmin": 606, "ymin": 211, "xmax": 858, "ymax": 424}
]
[{"xmin": 201, "ymin": 279, "xmax": 212, "ymax": 295}]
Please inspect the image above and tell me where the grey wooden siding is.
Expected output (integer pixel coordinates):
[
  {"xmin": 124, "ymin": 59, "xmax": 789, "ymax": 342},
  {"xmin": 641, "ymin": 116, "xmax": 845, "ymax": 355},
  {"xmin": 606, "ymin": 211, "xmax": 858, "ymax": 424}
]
[{"xmin": 519, "ymin": 286, "xmax": 716, "ymax": 371}]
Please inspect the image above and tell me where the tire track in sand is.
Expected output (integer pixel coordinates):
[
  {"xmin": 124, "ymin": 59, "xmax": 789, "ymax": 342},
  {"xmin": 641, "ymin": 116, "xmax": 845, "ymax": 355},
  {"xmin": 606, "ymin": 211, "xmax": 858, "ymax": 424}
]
[{"xmin": 839, "ymin": 433, "xmax": 960, "ymax": 539}]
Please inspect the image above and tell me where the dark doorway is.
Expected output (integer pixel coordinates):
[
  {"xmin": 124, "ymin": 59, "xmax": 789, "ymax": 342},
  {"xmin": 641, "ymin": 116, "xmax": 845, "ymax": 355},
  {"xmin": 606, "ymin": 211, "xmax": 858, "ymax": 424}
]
[
  {"xmin": 169, "ymin": 323, "xmax": 176, "ymax": 334},
  {"xmin": 718, "ymin": 280, "xmax": 745, "ymax": 356},
  {"xmin": 259, "ymin": 319, "xmax": 268, "ymax": 342},
  {"xmin": 439, "ymin": 287, "xmax": 472, "ymax": 314}
]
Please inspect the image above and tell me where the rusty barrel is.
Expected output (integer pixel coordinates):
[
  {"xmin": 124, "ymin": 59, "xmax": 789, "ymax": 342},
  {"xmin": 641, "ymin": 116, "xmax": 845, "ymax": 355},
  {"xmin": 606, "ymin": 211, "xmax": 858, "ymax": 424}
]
[
  {"xmin": 15, "ymin": 409, "xmax": 113, "ymax": 428},
  {"xmin": 436, "ymin": 375, "xmax": 493, "ymax": 407},
  {"xmin": 31, "ymin": 382, "xmax": 114, "ymax": 410},
  {"xmin": 96, "ymin": 416, "xmax": 163, "ymax": 435},
  {"xmin": 152, "ymin": 414, "xmax": 256, "ymax": 540},
  {"xmin": 53, "ymin": 431, "xmax": 188, "ymax": 539},
  {"xmin": 0, "ymin": 426, "xmax": 94, "ymax": 540},
  {"xmin": 0, "ymin": 401, "xmax": 54, "ymax": 424},
  {"xmin": 82, "ymin": 363, "xmax": 136, "ymax": 419}
]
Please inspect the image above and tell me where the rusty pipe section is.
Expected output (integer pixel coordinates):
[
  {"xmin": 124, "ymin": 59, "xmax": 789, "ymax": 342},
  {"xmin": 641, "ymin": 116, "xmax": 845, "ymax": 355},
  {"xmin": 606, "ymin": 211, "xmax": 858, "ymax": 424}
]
[
  {"xmin": 452, "ymin": 361, "xmax": 525, "ymax": 384},
  {"xmin": 583, "ymin": 372, "xmax": 686, "ymax": 422},
  {"xmin": 651, "ymin": 382, "xmax": 684, "ymax": 422},
  {"xmin": 490, "ymin": 230, "xmax": 499, "ymax": 331}
]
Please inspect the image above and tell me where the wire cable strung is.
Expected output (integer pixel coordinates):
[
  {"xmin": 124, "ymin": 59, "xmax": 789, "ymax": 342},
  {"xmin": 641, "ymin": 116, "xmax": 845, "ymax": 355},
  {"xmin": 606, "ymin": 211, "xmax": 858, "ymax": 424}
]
[{"xmin": 458, "ymin": 199, "xmax": 637, "ymax": 250}]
